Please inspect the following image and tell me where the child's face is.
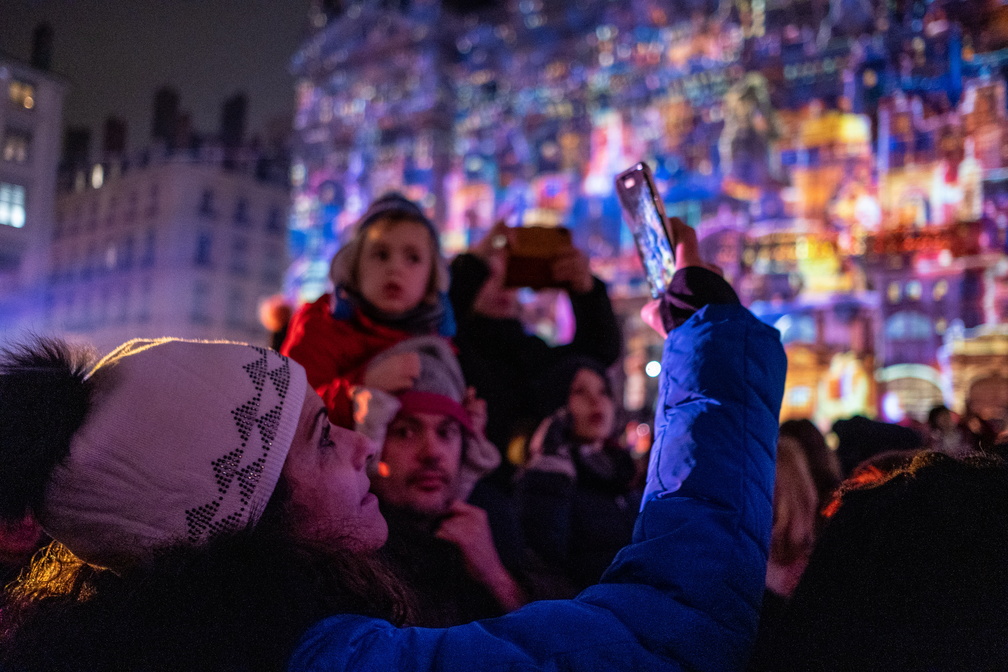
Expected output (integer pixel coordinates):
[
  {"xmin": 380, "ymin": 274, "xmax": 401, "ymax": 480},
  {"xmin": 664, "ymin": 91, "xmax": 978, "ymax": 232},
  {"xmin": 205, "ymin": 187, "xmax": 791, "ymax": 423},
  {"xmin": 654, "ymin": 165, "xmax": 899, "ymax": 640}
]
[{"xmin": 357, "ymin": 219, "xmax": 434, "ymax": 316}]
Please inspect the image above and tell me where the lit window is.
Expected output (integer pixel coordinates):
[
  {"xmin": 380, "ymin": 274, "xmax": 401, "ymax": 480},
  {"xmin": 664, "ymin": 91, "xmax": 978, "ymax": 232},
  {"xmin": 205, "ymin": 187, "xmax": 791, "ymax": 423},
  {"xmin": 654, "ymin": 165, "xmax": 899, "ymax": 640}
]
[
  {"xmin": 0, "ymin": 182, "xmax": 26, "ymax": 228},
  {"xmin": 887, "ymin": 281, "xmax": 900, "ymax": 303},
  {"xmin": 91, "ymin": 164, "xmax": 104, "ymax": 189},
  {"xmin": 9, "ymin": 81, "xmax": 35, "ymax": 110},
  {"xmin": 906, "ymin": 280, "xmax": 922, "ymax": 300},
  {"xmin": 2, "ymin": 129, "xmax": 30, "ymax": 163}
]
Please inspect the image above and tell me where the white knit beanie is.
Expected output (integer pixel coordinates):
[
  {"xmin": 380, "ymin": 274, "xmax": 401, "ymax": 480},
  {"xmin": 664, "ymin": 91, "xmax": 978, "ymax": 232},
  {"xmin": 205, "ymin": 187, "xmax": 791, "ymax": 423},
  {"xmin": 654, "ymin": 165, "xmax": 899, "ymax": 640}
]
[{"xmin": 39, "ymin": 338, "xmax": 307, "ymax": 569}]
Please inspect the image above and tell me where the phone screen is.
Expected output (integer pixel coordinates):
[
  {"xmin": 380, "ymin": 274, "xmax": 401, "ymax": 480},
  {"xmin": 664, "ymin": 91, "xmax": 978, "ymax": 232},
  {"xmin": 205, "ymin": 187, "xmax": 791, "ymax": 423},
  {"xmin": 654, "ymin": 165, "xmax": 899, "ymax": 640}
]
[{"xmin": 615, "ymin": 163, "xmax": 676, "ymax": 299}]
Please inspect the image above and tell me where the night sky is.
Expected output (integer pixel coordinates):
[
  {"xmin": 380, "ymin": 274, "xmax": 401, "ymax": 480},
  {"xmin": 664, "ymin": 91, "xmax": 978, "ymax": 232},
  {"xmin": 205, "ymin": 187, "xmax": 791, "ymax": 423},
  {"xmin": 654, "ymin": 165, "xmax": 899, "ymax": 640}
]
[{"xmin": 0, "ymin": 0, "xmax": 314, "ymax": 153}]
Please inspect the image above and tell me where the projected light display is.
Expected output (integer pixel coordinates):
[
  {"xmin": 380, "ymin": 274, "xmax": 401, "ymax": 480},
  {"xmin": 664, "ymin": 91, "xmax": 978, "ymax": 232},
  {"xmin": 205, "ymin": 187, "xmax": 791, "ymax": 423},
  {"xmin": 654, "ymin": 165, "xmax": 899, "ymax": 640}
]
[{"xmin": 291, "ymin": 0, "xmax": 1008, "ymax": 429}]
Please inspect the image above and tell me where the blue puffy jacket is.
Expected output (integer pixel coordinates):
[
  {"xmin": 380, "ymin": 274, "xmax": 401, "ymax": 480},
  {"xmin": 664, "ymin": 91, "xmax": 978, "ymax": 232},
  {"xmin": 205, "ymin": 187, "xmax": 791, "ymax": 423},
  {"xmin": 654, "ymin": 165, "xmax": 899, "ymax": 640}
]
[{"xmin": 290, "ymin": 303, "xmax": 787, "ymax": 672}]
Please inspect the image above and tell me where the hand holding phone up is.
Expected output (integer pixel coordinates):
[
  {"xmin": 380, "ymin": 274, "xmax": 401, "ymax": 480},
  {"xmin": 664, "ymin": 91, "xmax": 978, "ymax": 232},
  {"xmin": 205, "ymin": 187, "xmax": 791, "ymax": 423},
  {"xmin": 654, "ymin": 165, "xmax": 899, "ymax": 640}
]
[{"xmin": 550, "ymin": 247, "xmax": 594, "ymax": 295}]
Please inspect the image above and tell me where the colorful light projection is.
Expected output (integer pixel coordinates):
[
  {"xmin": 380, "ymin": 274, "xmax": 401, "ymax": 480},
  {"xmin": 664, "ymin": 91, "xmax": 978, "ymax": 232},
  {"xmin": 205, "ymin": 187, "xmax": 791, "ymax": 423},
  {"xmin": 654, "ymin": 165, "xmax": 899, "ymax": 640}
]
[{"xmin": 291, "ymin": 0, "xmax": 1008, "ymax": 427}]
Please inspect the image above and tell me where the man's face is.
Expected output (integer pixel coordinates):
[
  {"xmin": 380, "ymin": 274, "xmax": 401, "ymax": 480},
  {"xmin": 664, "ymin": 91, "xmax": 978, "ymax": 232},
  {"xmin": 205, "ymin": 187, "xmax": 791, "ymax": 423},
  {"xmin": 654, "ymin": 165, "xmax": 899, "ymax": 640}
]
[{"xmin": 372, "ymin": 411, "xmax": 464, "ymax": 517}]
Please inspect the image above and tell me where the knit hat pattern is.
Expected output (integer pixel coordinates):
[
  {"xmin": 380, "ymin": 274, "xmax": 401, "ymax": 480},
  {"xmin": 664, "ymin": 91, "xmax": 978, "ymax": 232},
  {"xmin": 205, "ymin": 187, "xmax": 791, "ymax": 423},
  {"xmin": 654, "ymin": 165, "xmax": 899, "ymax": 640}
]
[
  {"xmin": 357, "ymin": 336, "xmax": 500, "ymax": 501},
  {"xmin": 40, "ymin": 338, "xmax": 307, "ymax": 569},
  {"xmin": 329, "ymin": 192, "xmax": 449, "ymax": 296}
]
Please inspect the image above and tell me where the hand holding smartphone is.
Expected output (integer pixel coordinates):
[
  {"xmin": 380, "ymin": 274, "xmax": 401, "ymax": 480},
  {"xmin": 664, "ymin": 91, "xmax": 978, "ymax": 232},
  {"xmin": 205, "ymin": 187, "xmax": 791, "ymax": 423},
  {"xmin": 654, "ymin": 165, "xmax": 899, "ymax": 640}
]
[
  {"xmin": 502, "ymin": 226, "xmax": 575, "ymax": 289},
  {"xmin": 615, "ymin": 162, "xmax": 677, "ymax": 299}
]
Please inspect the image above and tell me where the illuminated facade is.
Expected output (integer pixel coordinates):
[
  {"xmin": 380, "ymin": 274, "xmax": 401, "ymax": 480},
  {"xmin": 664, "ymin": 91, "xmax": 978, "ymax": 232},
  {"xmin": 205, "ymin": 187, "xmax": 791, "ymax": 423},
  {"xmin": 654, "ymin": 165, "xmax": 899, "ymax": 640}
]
[{"xmin": 291, "ymin": 0, "xmax": 1008, "ymax": 427}]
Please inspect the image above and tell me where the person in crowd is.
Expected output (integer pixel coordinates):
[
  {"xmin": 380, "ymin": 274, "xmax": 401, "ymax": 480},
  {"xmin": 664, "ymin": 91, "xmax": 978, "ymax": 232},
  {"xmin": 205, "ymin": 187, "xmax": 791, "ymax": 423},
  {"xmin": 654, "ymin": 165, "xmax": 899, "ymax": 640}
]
[
  {"xmin": 957, "ymin": 401, "xmax": 998, "ymax": 454},
  {"xmin": 0, "ymin": 513, "xmax": 47, "ymax": 586},
  {"xmin": 777, "ymin": 419, "xmax": 841, "ymax": 518},
  {"xmin": 449, "ymin": 221, "xmax": 623, "ymax": 564},
  {"xmin": 751, "ymin": 451, "xmax": 1008, "ymax": 671},
  {"xmin": 926, "ymin": 404, "xmax": 971, "ymax": 457},
  {"xmin": 516, "ymin": 355, "xmax": 642, "ymax": 594},
  {"xmin": 258, "ymin": 294, "xmax": 293, "ymax": 352},
  {"xmin": 748, "ymin": 435, "xmax": 820, "ymax": 669},
  {"xmin": 352, "ymin": 335, "xmax": 531, "ymax": 625},
  {"xmin": 448, "ymin": 221, "xmax": 622, "ymax": 463},
  {"xmin": 831, "ymin": 414, "xmax": 925, "ymax": 477},
  {"xmin": 0, "ymin": 218, "xmax": 786, "ymax": 672},
  {"xmin": 764, "ymin": 436, "xmax": 818, "ymax": 601},
  {"xmin": 282, "ymin": 192, "xmax": 455, "ymax": 428}
]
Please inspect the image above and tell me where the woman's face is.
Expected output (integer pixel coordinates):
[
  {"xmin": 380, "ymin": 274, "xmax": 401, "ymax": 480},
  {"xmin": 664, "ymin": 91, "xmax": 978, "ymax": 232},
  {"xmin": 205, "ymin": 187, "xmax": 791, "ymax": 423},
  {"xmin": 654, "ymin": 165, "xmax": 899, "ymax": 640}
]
[
  {"xmin": 281, "ymin": 388, "xmax": 387, "ymax": 551},
  {"xmin": 567, "ymin": 368, "xmax": 615, "ymax": 444}
]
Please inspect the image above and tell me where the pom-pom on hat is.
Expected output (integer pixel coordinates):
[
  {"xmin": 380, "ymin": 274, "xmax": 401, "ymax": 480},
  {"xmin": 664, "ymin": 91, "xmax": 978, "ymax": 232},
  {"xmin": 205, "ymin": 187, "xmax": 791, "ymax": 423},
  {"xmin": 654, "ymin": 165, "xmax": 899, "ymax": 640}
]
[
  {"xmin": 329, "ymin": 192, "xmax": 449, "ymax": 297},
  {"xmin": 40, "ymin": 338, "xmax": 307, "ymax": 569}
]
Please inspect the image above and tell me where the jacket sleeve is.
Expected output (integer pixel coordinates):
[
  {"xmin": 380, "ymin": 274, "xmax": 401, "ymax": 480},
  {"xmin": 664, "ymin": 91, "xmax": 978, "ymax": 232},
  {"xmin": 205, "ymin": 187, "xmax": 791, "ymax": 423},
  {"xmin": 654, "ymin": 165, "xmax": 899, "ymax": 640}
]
[
  {"xmin": 565, "ymin": 277, "xmax": 622, "ymax": 367},
  {"xmin": 289, "ymin": 304, "xmax": 786, "ymax": 672}
]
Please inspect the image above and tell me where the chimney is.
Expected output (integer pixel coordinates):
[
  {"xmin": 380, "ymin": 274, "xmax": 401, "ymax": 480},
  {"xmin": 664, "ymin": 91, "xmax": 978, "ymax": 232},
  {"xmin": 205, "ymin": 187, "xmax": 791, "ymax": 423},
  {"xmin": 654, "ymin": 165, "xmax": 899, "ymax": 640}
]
[
  {"xmin": 102, "ymin": 116, "xmax": 128, "ymax": 157},
  {"xmin": 62, "ymin": 127, "xmax": 91, "ymax": 167},
  {"xmin": 151, "ymin": 86, "xmax": 180, "ymax": 145},
  {"xmin": 30, "ymin": 22, "xmax": 53, "ymax": 71},
  {"xmin": 219, "ymin": 92, "xmax": 248, "ymax": 150}
]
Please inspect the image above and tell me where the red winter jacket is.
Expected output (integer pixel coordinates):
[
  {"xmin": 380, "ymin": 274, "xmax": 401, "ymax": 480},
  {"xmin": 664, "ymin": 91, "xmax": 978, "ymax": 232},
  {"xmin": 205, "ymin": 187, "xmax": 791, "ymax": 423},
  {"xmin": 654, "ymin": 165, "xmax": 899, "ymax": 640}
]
[{"xmin": 281, "ymin": 294, "xmax": 420, "ymax": 428}]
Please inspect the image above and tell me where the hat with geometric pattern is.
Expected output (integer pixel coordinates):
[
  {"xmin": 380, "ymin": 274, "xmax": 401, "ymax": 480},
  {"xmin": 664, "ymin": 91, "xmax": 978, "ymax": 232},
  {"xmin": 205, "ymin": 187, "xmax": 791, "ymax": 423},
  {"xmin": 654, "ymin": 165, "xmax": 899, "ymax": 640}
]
[{"xmin": 38, "ymin": 338, "xmax": 307, "ymax": 569}]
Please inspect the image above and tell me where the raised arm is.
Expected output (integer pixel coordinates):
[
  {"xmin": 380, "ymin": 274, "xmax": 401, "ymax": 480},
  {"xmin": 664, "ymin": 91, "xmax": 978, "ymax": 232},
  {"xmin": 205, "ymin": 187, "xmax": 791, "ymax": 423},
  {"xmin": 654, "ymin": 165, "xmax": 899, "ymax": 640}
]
[{"xmin": 290, "ymin": 222, "xmax": 786, "ymax": 672}]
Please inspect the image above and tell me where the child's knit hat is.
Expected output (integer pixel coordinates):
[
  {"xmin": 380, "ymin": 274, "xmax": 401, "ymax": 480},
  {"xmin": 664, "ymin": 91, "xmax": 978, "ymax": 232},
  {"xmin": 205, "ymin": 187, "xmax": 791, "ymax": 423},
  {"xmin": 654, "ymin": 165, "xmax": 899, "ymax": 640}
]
[{"xmin": 39, "ymin": 338, "xmax": 308, "ymax": 569}]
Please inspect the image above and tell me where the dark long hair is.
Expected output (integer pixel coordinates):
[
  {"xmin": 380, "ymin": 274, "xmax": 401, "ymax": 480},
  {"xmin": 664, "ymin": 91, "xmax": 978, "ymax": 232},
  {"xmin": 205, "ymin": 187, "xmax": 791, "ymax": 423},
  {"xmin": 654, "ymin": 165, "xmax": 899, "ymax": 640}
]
[
  {"xmin": 0, "ymin": 337, "xmax": 415, "ymax": 672},
  {"xmin": 0, "ymin": 477, "xmax": 415, "ymax": 672}
]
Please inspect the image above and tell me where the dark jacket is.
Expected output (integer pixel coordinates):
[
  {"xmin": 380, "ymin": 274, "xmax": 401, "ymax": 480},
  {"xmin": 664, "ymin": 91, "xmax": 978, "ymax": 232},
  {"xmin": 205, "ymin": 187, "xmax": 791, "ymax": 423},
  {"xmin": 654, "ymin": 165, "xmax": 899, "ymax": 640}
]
[
  {"xmin": 517, "ymin": 424, "xmax": 641, "ymax": 593},
  {"xmin": 448, "ymin": 253, "xmax": 622, "ymax": 459},
  {"xmin": 378, "ymin": 506, "xmax": 504, "ymax": 628}
]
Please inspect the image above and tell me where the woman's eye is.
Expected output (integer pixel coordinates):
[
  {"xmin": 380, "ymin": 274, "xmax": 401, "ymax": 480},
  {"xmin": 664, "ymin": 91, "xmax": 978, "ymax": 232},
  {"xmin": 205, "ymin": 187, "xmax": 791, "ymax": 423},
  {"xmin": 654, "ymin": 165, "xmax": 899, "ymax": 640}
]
[{"xmin": 319, "ymin": 424, "xmax": 336, "ymax": 450}]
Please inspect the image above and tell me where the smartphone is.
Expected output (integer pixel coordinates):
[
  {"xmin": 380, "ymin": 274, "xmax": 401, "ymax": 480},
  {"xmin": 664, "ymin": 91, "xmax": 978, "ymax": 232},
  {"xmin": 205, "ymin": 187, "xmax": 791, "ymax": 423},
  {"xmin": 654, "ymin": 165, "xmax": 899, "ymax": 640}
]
[
  {"xmin": 503, "ymin": 226, "xmax": 574, "ymax": 289},
  {"xmin": 615, "ymin": 162, "xmax": 677, "ymax": 299}
]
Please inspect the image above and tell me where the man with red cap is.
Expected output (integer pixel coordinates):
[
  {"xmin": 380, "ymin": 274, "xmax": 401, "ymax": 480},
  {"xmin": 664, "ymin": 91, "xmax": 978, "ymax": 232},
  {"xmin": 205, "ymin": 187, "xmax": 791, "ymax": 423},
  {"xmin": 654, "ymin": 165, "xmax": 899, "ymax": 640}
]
[{"xmin": 355, "ymin": 336, "xmax": 529, "ymax": 626}]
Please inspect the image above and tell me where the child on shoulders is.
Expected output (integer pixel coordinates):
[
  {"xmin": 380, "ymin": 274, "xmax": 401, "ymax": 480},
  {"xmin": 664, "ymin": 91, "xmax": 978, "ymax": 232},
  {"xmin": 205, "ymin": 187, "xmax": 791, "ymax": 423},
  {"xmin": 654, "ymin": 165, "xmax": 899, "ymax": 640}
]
[{"xmin": 282, "ymin": 192, "xmax": 454, "ymax": 427}]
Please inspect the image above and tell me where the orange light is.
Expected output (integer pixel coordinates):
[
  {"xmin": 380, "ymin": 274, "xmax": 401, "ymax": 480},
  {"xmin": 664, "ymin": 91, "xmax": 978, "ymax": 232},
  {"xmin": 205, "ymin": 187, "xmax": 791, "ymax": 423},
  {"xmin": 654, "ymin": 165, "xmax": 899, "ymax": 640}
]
[{"xmin": 377, "ymin": 461, "xmax": 391, "ymax": 478}]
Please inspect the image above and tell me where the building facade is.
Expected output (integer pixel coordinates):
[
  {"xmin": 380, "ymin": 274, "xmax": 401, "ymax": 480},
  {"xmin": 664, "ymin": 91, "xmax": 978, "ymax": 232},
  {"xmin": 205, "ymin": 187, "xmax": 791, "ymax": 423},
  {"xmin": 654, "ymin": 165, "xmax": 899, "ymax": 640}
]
[{"xmin": 39, "ymin": 147, "xmax": 290, "ymax": 354}]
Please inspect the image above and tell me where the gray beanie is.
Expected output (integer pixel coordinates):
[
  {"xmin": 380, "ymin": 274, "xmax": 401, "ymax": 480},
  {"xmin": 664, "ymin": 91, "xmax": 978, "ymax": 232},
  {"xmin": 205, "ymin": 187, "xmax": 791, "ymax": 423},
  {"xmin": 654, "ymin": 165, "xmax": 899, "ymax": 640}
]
[{"xmin": 353, "ymin": 336, "xmax": 500, "ymax": 501}]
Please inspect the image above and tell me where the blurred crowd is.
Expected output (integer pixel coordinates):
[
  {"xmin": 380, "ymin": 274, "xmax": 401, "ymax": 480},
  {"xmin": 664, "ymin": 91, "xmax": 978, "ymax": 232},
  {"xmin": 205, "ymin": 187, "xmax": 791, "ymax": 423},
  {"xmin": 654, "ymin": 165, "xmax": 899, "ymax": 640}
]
[{"xmin": 0, "ymin": 192, "xmax": 1005, "ymax": 671}]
